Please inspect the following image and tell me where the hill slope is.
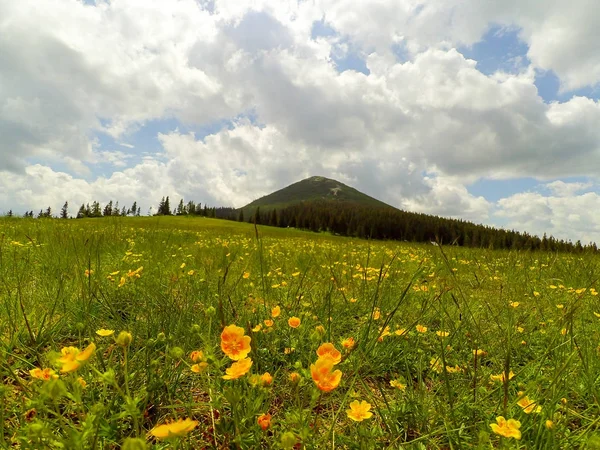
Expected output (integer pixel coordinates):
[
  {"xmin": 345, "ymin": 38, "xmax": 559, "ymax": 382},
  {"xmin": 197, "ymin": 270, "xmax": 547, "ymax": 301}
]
[{"xmin": 243, "ymin": 176, "xmax": 393, "ymax": 211}]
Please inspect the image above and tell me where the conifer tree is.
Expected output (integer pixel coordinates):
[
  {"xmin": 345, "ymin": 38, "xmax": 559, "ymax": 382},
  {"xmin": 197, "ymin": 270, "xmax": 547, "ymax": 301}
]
[{"xmin": 61, "ymin": 201, "xmax": 69, "ymax": 219}]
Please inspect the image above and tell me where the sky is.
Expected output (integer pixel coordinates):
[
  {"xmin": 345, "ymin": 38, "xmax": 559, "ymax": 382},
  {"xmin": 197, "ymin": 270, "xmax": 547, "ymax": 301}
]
[{"xmin": 1, "ymin": 0, "xmax": 600, "ymax": 244}]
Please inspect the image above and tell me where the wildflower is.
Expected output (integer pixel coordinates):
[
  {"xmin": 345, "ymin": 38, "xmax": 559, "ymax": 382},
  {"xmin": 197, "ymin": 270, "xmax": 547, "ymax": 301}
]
[
  {"xmin": 341, "ymin": 337, "xmax": 355, "ymax": 350},
  {"xmin": 560, "ymin": 328, "xmax": 567, "ymax": 335},
  {"xmin": 395, "ymin": 328, "xmax": 407, "ymax": 336},
  {"xmin": 310, "ymin": 357, "xmax": 342, "ymax": 392},
  {"xmin": 289, "ymin": 372, "xmax": 301, "ymax": 383},
  {"xmin": 378, "ymin": 326, "xmax": 391, "ymax": 342},
  {"xmin": 149, "ymin": 418, "xmax": 198, "ymax": 440},
  {"xmin": 257, "ymin": 413, "xmax": 271, "ymax": 430},
  {"xmin": 252, "ymin": 324, "xmax": 263, "ymax": 332},
  {"xmin": 77, "ymin": 377, "xmax": 87, "ymax": 388},
  {"xmin": 180, "ymin": 263, "xmax": 186, "ymax": 269},
  {"xmin": 349, "ymin": 297, "xmax": 358, "ymax": 303},
  {"xmin": 490, "ymin": 370, "xmax": 515, "ymax": 383},
  {"xmin": 243, "ymin": 272, "xmax": 250, "ymax": 279},
  {"xmin": 315, "ymin": 324, "xmax": 325, "ymax": 336},
  {"xmin": 416, "ymin": 324, "xmax": 428, "ymax": 333},
  {"xmin": 84, "ymin": 269, "xmax": 94, "ymax": 277},
  {"xmin": 316, "ymin": 343, "xmax": 342, "ymax": 365},
  {"xmin": 533, "ymin": 291, "xmax": 540, "ymax": 297},
  {"xmin": 390, "ymin": 379, "xmax": 406, "ymax": 390},
  {"xmin": 490, "ymin": 416, "xmax": 521, "ymax": 440},
  {"xmin": 509, "ymin": 301, "xmax": 520, "ymax": 308},
  {"xmin": 436, "ymin": 330, "xmax": 449, "ymax": 338},
  {"xmin": 96, "ymin": 329, "xmax": 114, "ymax": 337},
  {"xmin": 473, "ymin": 349, "xmax": 487, "ymax": 357},
  {"xmin": 264, "ymin": 319, "xmax": 274, "ymax": 327},
  {"xmin": 57, "ymin": 343, "xmax": 96, "ymax": 373},
  {"xmin": 190, "ymin": 350, "xmax": 204, "ymax": 363},
  {"xmin": 372, "ymin": 309, "xmax": 380, "ymax": 320},
  {"xmin": 220, "ymin": 325, "xmax": 251, "ymax": 361},
  {"xmin": 271, "ymin": 306, "xmax": 281, "ymax": 318},
  {"xmin": 260, "ymin": 372, "xmax": 273, "ymax": 386},
  {"xmin": 223, "ymin": 357, "xmax": 253, "ymax": 380},
  {"xmin": 517, "ymin": 393, "xmax": 542, "ymax": 414},
  {"xmin": 346, "ymin": 400, "xmax": 373, "ymax": 422},
  {"xmin": 288, "ymin": 317, "xmax": 301, "ymax": 328},
  {"xmin": 284, "ymin": 347, "xmax": 295, "ymax": 354},
  {"xmin": 29, "ymin": 368, "xmax": 58, "ymax": 380},
  {"xmin": 546, "ymin": 420, "xmax": 554, "ymax": 429},
  {"xmin": 116, "ymin": 331, "xmax": 133, "ymax": 347},
  {"xmin": 187, "ymin": 270, "xmax": 195, "ymax": 276},
  {"xmin": 191, "ymin": 362, "xmax": 208, "ymax": 373},
  {"xmin": 556, "ymin": 304, "xmax": 564, "ymax": 309}
]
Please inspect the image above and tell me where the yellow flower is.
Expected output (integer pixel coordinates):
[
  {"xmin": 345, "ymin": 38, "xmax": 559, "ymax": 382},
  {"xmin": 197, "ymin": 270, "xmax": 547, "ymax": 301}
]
[
  {"xmin": 288, "ymin": 317, "xmax": 301, "ymax": 328},
  {"xmin": 436, "ymin": 330, "xmax": 449, "ymax": 338},
  {"xmin": 264, "ymin": 319, "xmax": 274, "ymax": 327},
  {"xmin": 346, "ymin": 400, "xmax": 373, "ymax": 422},
  {"xmin": 394, "ymin": 328, "xmax": 407, "ymax": 336},
  {"xmin": 30, "ymin": 367, "xmax": 58, "ymax": 380},
  {"xmin": 58, "ymin": 343, "xmax": 96, "ymax": 373},
  {"xmin": 341, "ymin": 337, "xmax": 355, "ymax": 350},
  {"xmin": 310, "ymin": 357, "xmax": 342, "ymax": 392},
  {"xmin": 271, "ymin": 306, "xmax": 281, "ymax": 318},
  {"xmin": 180, "ymin": 263, "xmax": 186, "ymax": 269},
  {"xmin": 84, "ymin": 269, "xmax": 94, "ymax": 277},
  {"xmin": 490, "ymin": 370, "xmax": 515, "ymax": 383},
  {"xmin": 149, "ymin": 418, "xmax": 198, "ymax": 440},
  {"xmin": 390, "ymin": 379, "xmax": 406, "ymax": 390},
  {"xmin": 191, "ymin": 362, "xmax": 208, "ymax": 373},
  {"xmin": 509, "ymin": 301, "xmax": 520, "ymax": 308},
  {"xmin": 118, "ymin": 277, "xmax": 126, "ymax": 288},
  {"xmin": 243, "ymin": 272, "xmax": 250, "ymax": 279},
  {"xmin": 372, "ymin": 309, "xmax": 381, "ymax": 320},
  {"xmin": 349, "ymin": 297, "xmax": 358, "ymax": 303},
  {"xmin": 416, "ymin": 324, "xmax": 428, "ymax": 333},
  {"xmin": 546, "ymin": 420, "xmax": 554, "ymax": 429},
  {"xmin": 96, "ymin": 329, "xmax": 114, "ymax": 337},
  {"xmin": 222, "ymin": 357, "xmax": 253, "ymax": 380},
  {"xmin": 252, "ymin": 324, "xmax": 263, "ymax": 332},
  {"xmin": 316, "ymin": 343, "xmax": 342, "ymax": 365},
  {"xmin": 473, "ymin": 349, "xmax": 487, "ymax": 357},
  {"xmin": 533, "ymin": 291, "xmax": 540, "ymax": 297},
  {"xmin": 77, "ymin": 377, "xmax": 87, "ymax": 388},
  {"xmin": 517, "ymin": 393, "xmax": 542, "ymax": 414},
  {"xmin": 490, "ymin": 416, "xmax": 521, "ymax": 440},
  {"xmin": 220, "ymin": 325, "xmax": 251, "ymax": 361}
]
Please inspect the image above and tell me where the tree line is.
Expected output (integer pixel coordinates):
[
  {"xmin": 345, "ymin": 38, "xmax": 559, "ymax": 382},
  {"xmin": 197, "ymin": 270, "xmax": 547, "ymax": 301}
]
[{"xmin": 233, "ymin": 200, "xmax": 596, "ymax": 253}]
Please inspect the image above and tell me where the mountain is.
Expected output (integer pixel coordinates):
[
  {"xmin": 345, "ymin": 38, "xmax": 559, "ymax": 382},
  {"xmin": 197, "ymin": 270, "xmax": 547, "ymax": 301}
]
[{"xmin": 242, "ymin": 176, "xmax": 393, "ymax": 211}]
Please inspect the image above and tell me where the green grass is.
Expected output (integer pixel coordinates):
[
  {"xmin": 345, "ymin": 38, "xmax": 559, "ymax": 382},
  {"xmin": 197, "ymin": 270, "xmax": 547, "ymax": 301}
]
[{"xmin": 2, "ymin": 216, "xmax": 600, "ymax": 448}]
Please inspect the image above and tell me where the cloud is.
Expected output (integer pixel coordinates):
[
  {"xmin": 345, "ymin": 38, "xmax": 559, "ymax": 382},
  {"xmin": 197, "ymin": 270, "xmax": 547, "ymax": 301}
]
[
  {"xmin": 495, "ymin": 188, "xmax": 600, "ymax": 244},
  {"xmin": 2, "ymin": 0, "xmax": 600, "ymax": 244}
]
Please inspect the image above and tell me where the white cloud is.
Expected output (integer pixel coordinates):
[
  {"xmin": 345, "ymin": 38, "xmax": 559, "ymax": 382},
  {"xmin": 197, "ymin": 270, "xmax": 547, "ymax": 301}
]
[{"xmin": 2, "ymin": 0, "xmax": 600, "ymax": 244}]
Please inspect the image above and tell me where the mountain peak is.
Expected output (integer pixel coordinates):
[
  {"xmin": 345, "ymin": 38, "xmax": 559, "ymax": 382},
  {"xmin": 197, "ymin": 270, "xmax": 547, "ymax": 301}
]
[{"xmin": 243, "ymin": 176, "xmax": 393, "ymax": 210}]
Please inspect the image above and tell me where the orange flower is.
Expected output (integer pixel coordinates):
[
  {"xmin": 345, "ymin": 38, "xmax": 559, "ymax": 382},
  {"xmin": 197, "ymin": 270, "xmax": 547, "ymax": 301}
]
[
  {"xmin": 149, "ymin": 418, "xmax": 198, "ymax": 440},
  {"xmin": 260, "ymin": 372, "xmax": 273, "ymax": 386},
  {"xmin": 29, "ymin": 367, "xmax": 58, "ymax": 380},
  {"xmin": 310, "ymin": 357, "xmax": 342, "ymax": 392},
  {"xmin": 220, "ymin": 325, "xmax": 251, "ymax": 361},
  {"xmin": 341, "ymin": 337, "xmax": 355, "ymax": 350},
  {"xmin": 57, "ymin": 343, "xmax": 96, "ymax": 373},
  {"xmin": 264, "ymin": 319, "xmax": 274, "ymax": 327},
  {"xmin": 288, "ymin": 317, "xmax": 301, "ymax": 328},
  {"xmin": 346, "ymin": 400, "xmax": 373, "ymax": 422},
  {"xmin": 316, "ymin": 343, "xmax": 342, "ymax": 365},
  {"xmin": 257, "ymin": 413, "xmax": 271, "ymax": 430},
  {"xmin": 222, "ymin": 358, "xmax": 253, "ymax": 380},
  {"xmin": 289, "ymin": 372, "xmax": 301, "ymax": 383},
  {"xmin": 490, "ymin": 416, "xmax": 521, "ymax": 440},
  {"xmin": 271, "ymin": 306, "xmax": 281, "ymax": 318},
  {"xmin": 189, "ymin": 350, "xmax": 204, "ymax": 363}
]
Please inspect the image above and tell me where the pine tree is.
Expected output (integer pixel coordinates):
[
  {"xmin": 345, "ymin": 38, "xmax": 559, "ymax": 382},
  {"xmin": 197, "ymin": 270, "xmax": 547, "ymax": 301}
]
[
  {"xmin": 104, "ymin": 201, "xmax": 113, "ymax": 216},
  {"xmin": 7, "ymin": 210, "xmax": 13, "ymax": 217},
  {"xmin": 176, "ymin": 199, "xmax": 185, "ymax": 215},
  {"xmin": 61, "ymin": 201, "xmax": 69, "ymax": 219},
  {"xmin": 238, "ymin": 209, "xmax": 245, "ymax": 222},
  {"xmin": 77, "ymin": 204, "xmax": 86, "ymax": 219},
  {"xmin": 131, "ymin": 201, "xmax": 137, "ymax": 217}
]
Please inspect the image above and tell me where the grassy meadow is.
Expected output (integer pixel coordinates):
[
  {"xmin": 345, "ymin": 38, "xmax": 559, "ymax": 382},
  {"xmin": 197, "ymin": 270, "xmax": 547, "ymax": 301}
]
[{"xmin": 2, "ymin": 216, "xmax": 600, "ymax": 449}]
